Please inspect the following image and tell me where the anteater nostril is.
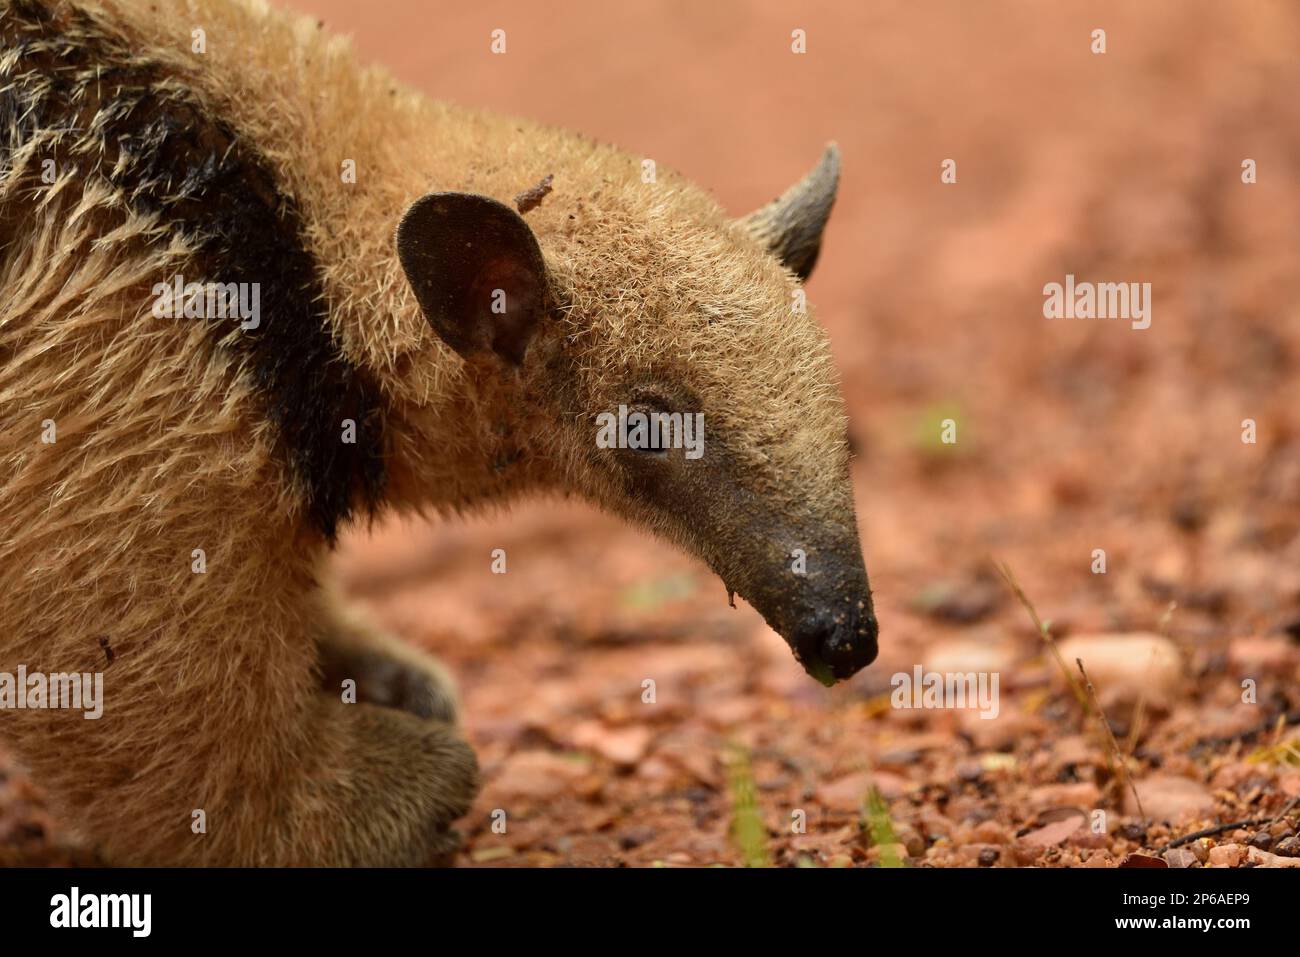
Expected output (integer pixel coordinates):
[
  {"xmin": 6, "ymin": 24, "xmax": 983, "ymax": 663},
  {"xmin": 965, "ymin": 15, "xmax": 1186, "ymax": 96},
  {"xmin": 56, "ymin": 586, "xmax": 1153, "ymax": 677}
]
[
  {"xmin": 794, "ymin": 624, "xmax": 831, "ymax": 672},
  {"xmin": 818, "ymin": 615, "xmax": 879, "ymax": 679},
  {"xmin": 790, "ymin": 606, "xmax": 878, "ymax": 683}
]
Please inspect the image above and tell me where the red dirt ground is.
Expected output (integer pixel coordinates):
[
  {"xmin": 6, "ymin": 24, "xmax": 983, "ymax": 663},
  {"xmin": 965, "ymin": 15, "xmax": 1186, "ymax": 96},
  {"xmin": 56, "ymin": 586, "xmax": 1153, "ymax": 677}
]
[{"xmin": 4, "ymin": 0, "xmax": 1300, "ymax": 867}]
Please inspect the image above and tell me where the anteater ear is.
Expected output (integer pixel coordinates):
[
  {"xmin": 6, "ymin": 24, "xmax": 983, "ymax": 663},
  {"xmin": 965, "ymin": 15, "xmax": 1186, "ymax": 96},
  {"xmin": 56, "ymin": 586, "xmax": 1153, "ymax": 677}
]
[
  {"xmin": 396, "ymin": 192, "xmax": 548, "ymax": 365},
  {"xmin": 737, "ymin": 143, "xmax": 840, "ymax": 281}
]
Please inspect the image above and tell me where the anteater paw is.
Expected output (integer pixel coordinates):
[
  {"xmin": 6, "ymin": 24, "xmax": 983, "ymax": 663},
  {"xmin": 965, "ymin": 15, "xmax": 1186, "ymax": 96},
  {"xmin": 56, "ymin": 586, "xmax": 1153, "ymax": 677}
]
[{"xmin": 319, "ymin": 640, "xmax": 460, "ymax": 724}]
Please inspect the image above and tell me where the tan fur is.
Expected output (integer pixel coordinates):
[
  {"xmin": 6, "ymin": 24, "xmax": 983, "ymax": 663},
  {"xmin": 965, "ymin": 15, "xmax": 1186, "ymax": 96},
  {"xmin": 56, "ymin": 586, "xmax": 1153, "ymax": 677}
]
[{"xmin": 0, "ymin": 0, "xmax": 855, "ymax": 864}]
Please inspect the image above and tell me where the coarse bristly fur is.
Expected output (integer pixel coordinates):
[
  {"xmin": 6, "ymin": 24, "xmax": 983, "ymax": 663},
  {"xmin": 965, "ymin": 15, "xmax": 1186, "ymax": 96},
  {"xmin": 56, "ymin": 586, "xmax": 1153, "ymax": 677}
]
[{"xmin": 0, "ymin": 0, "xmax": 876, "ymax": 865}]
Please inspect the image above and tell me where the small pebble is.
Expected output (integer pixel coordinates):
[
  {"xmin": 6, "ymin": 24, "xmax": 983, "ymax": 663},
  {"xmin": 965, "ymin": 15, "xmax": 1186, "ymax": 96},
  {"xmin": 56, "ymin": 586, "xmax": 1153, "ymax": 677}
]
[
  {"xmin": 1247, "ymin": 832, "xmax": 1273, "ymax": 851},
  {"xmin": 971, "ymin": 820, "xmax": 1010, "ymax": 845},
  {"xmin": 1273, "ymin": 835, "xmax": 1300, "ymax": 857},
  {"xmin": 1118, "ymin": 822, "xmax": 1148, "ymax": 843},
  {"xmin": 1207, "ymin": 844, "xmax": 1244, "ymax": 867},
  {"xmin": 894, "ymin": 824, "xmax": 926, "ymax": 858}
]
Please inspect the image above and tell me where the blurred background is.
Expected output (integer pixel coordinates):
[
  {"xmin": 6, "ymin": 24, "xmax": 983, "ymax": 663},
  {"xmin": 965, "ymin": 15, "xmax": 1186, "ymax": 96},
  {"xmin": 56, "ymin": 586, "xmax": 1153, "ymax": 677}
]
[{"xmin": 7, "ymin": 0, "xmax": 1300, "ymax": 866}]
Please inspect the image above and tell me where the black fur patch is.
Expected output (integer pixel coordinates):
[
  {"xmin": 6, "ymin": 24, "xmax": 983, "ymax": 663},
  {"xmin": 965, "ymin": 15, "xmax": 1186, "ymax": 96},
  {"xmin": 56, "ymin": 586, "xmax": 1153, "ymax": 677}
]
[{"xmin": 0, "ymin": 0, "xmax": 385, "ymax": 540}]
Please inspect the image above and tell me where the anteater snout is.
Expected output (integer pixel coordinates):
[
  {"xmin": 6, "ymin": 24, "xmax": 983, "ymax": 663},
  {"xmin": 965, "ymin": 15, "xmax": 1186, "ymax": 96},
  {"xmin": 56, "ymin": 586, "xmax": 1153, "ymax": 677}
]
[{"xmin": 790, "ymin": 605, "xmax": 878, "ymax": 686}]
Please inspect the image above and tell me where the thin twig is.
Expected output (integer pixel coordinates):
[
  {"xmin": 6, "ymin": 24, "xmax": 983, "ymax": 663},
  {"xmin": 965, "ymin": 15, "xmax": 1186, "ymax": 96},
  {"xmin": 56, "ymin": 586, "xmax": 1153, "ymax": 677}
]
[
  {"xmin": 1157, "ymin": 817, "xmax": 1274, "ymax": 853},
  {"xmin": 1077, "ymin": 657, "xmax": 1145, "ymax": 823},
  {"xmin": 1156, "ymin": 796, "xmax": 1300, "ymax": 854},
  {"xmin": 993, "ymin": 560, "xmax": 1089, "ymax": 713},
  {"xmin": 1269, "ymin": 794, "xmax": 1300, "ymax": 827}
]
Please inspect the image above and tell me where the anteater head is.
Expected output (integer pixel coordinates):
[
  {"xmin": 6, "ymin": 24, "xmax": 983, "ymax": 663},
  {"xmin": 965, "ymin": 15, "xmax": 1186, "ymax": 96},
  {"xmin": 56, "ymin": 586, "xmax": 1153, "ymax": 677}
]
[{"xmin": 396, "ymin": 145, "xmax": 876, "ymax": 685}]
